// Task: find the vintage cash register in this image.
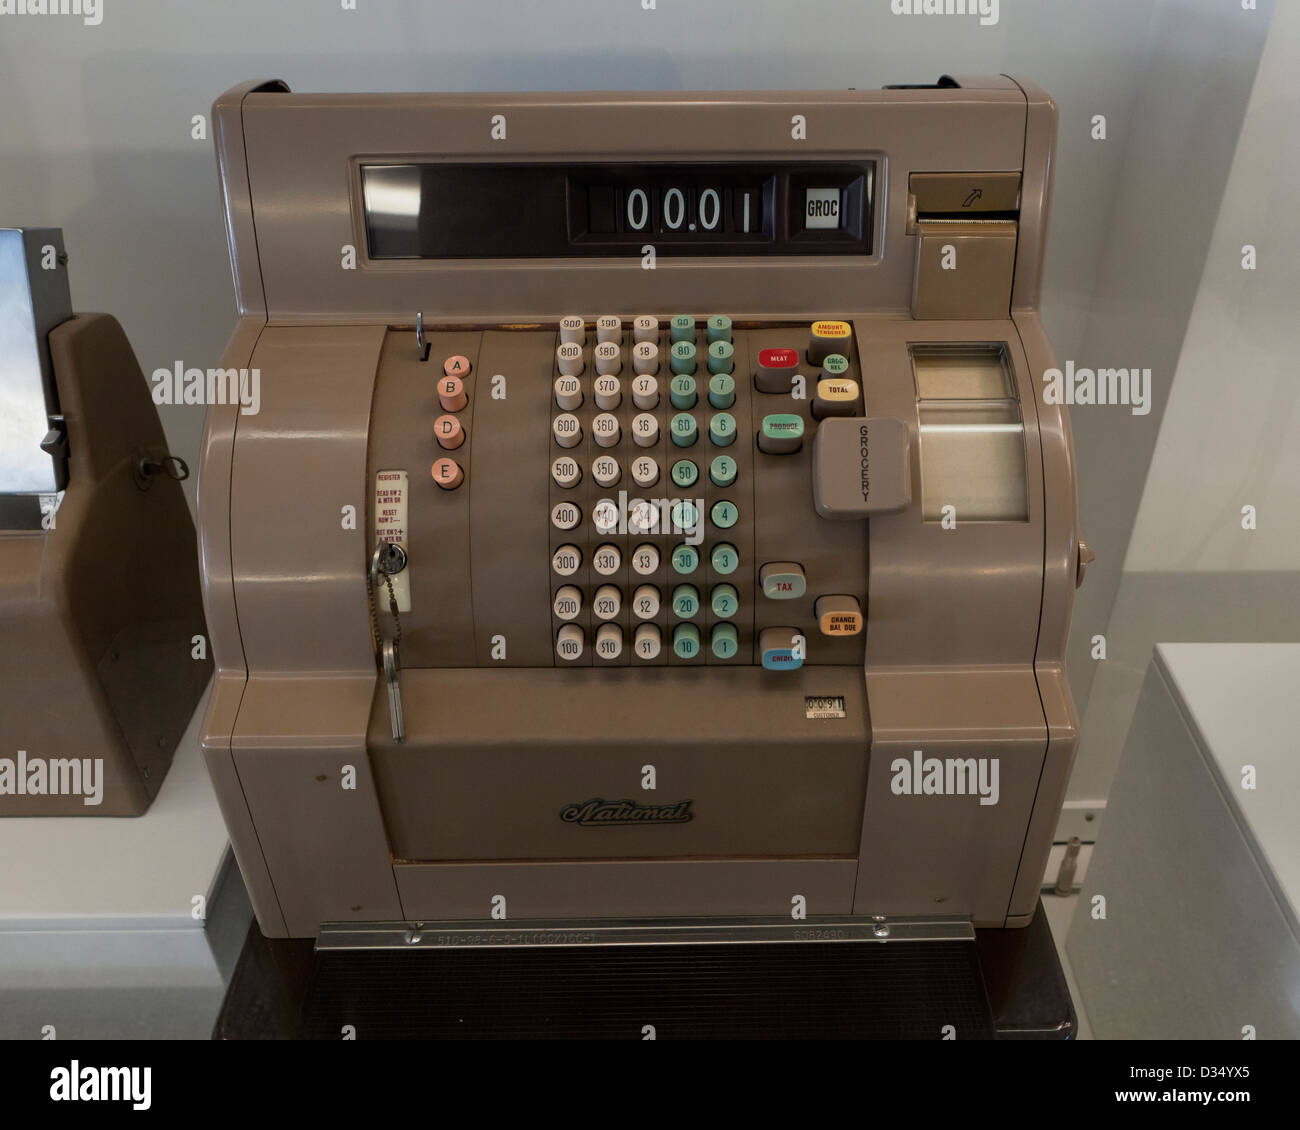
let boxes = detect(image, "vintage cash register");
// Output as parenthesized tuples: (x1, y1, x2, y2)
(200, 77, 1087, 940)
(0, 227, 211, 815)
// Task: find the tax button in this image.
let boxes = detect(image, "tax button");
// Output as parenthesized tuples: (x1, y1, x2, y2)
(760, 562, 806, 600)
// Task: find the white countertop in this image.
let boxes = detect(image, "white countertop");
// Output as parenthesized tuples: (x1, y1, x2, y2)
(1157, 643, 1300, 936)
(0, 680, 230, 932)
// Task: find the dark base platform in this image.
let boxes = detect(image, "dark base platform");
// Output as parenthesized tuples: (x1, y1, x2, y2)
(214, 899, 1074, 1040)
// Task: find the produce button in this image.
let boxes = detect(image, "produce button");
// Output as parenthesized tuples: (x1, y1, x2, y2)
(758, 413, 804, 454)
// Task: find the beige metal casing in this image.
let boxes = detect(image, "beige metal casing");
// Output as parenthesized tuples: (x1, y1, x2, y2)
(200, 77, 1080, 937)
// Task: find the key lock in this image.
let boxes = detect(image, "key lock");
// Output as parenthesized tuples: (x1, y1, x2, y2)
(368, 540, 409, 742)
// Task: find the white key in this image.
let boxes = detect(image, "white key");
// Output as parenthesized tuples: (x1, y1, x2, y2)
(592, 543, 621, 576)
(553, 585, 582, 621)
(631, 373, 659, 409)
(556, 623, 584, 661)
(554, 375, 583, 411)
(631, 412, 659, 448)
(552, 544, 582, 576)
(592, 412, 620, 448)
(594, 374, 621, 409)
(631, 454, 659, 488)
(633, 341, 659, 376)
(632, 584, 661, 620)
(596, 315, 622, 344)
(551, 455, 581, 488)
(552, 413, 582, 448)
(631, 543, 660, 576)
(592, 584, 622, 621)
(592, 455, 620, 488)
(595, 622, 624, 660)
(592, 498, 621, 534)
(559, 315, 585, 346)
(628, 498, 660, 535)
(633, 314, 658, 343)
(551, 501, 581, 530)
(556, 341, 584, 377)
(634, 622, 662, 660)
(594, 341, 622, 377)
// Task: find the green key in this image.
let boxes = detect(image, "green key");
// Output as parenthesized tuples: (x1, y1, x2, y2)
(711, 583, 739, 618)
(711, 542, 739, 575)
(671, 459, 698, 488)
(710, 499, 739, 529)
(709, 412, 737, 447)
(670, 315, 695, 343)
(708, 373, 736, 409)
(706, 314, 732, 344)
(707, 340, 735, 375)
(758, 413, 805, 455)
(711, 622, 739, 660)
(673, 622, 701, 658)
(822, 352, 850, 377)
(669, 374, 697, 409)
(672, 584, 700, 619)
(670, 412, 698, 447)
(709, 455, 737, 487)
(671, 544, 699, 574)
(670, 343, 696, 376)
(671, 500, 700, 531)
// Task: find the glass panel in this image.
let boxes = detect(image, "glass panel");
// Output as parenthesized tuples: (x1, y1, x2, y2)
(912, 343, 1013, 400)
(918, 402, 1028, 522)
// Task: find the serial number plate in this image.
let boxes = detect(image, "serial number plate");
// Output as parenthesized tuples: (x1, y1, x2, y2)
(805, 695, 847, 719)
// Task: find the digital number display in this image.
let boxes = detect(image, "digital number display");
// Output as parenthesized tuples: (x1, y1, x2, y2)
(361, 162, 872, 259)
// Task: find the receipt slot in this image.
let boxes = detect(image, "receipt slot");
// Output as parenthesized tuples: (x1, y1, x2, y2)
(198, 77, 1084, 937)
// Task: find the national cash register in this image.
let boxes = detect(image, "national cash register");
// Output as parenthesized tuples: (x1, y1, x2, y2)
(200, 76, 1087, 939)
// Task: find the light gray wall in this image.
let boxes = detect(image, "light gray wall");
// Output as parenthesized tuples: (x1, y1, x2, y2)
(1072, 0, 1300, 802)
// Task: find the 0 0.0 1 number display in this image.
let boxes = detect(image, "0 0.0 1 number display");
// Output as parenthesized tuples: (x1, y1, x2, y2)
(582, 180, 769, 239)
